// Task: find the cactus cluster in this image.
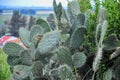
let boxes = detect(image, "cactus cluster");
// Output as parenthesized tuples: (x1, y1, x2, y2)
(3, 0, 120, 80)
(3, 21, 61, 79)
(53, 0, 120, 80)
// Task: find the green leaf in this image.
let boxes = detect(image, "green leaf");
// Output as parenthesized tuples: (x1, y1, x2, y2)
(20, 50, 32, 66)
(70, 27, 86, 49)
(3, 42, 24, 56)
(19, 27, 30, 47)
(38, 30, 60, 54)
(72, 52, 86, 68)
(36, 18, 51, 32)
(13, 65, 31, 79)
(57, 47, 73, 69)
(30, 25, 44, 41)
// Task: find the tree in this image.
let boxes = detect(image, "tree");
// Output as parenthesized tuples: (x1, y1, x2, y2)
(10, 10, 27, 37)
(28, 16, 36, 30)
(20, 15, 27, 27)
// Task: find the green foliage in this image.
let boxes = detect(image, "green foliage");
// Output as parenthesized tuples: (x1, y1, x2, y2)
(83, 12, 97, 54)
(82, 0, 101, 54)
(78, 0, 92, 13)
(0, 48, 11, 80)
(102, 0, 120, 39)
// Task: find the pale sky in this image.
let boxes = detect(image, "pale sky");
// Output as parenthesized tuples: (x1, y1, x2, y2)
(0, 0, 68, 7)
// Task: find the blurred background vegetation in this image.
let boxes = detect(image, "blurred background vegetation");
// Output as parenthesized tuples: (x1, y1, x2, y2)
(0, 48, 11, 80)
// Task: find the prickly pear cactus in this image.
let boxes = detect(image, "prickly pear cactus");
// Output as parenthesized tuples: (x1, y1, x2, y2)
(53, 0, 71, 34)
(4, 0, 118, 80)
(67, 0, 80, 24)
(3, 42, 24, 66)
(36, 18, 51, 32)
(38, 30, 60, 54)
(30, 25, 44, 41)
(103, 69, 113, 80)
(103, 34, 119, 51)
(72, 52, 86, 68)
(53, 0, 63, 21)
(70, 27, 86, 49)
(19, 27, 31, 47)
(3, 18, 61, 80)
(57, 47, 73, 69)
(59, 65, 74, 80)
(20, 50, 32, 66)
(71, 13, 86, 33)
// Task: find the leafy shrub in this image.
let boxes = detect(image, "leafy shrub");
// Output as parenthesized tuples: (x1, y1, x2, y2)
(78, 0, 92, 13)
(102, 0, 120, 39)
(0, 48, 11, 80)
